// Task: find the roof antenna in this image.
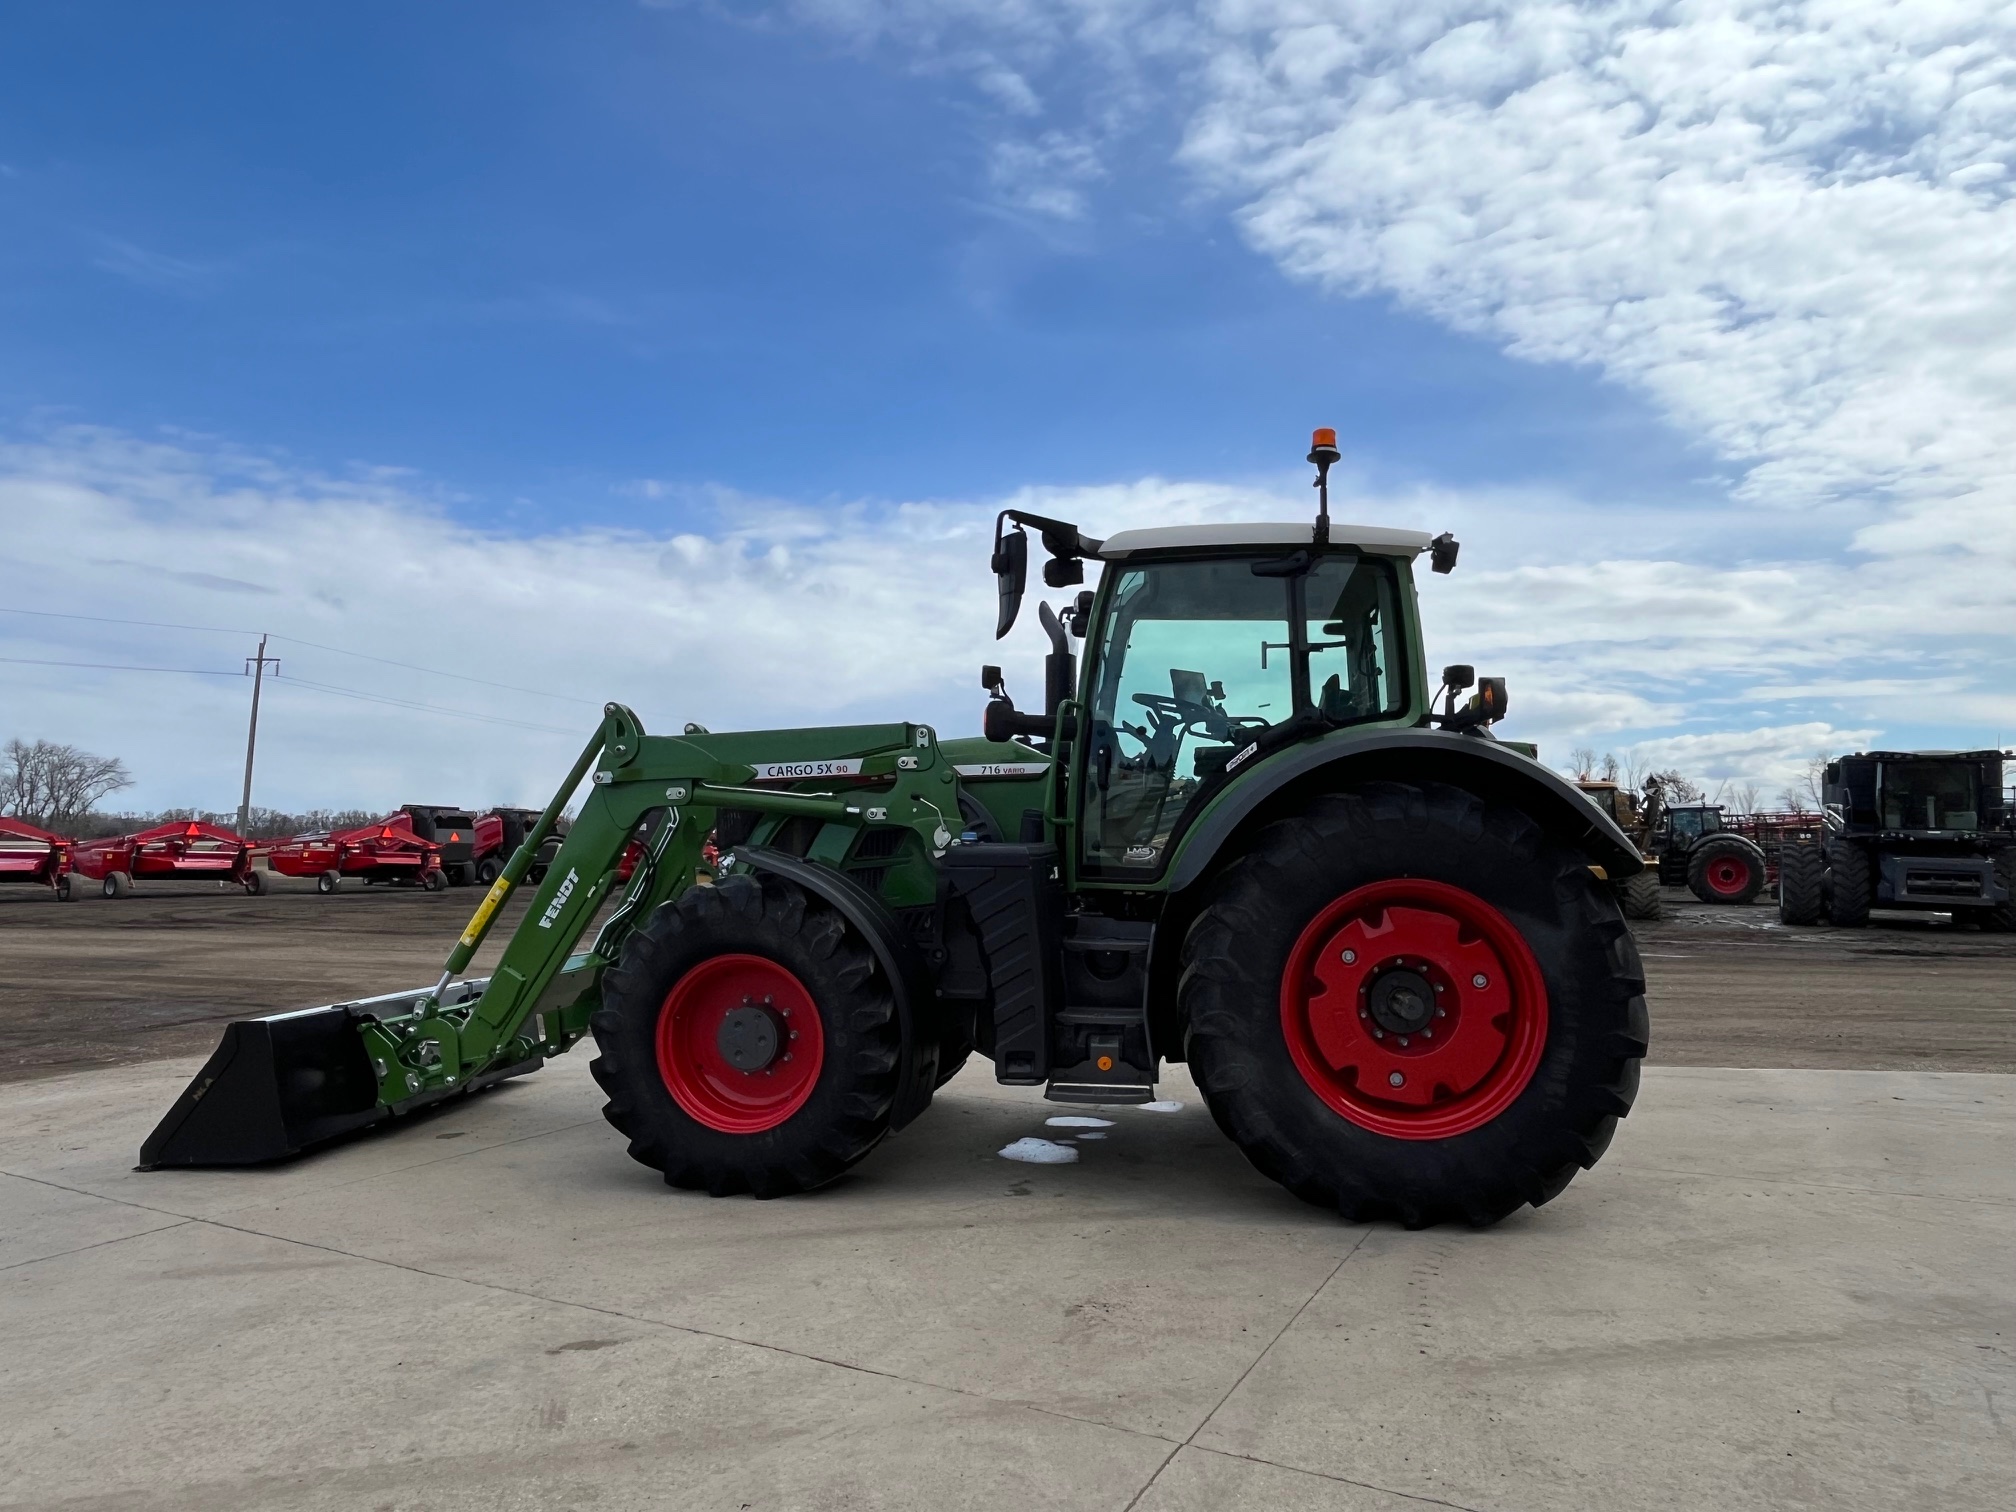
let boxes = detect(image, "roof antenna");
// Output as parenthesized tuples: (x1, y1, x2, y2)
(1307, 427, 1340, 548)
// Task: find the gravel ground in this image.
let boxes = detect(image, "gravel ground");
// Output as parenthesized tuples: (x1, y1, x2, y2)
(1, 879, 2010, 1083)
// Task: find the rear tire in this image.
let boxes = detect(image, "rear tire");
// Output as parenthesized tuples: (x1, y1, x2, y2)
(1687, 838, 1764, 904)
(591, 874, 904, 1197)
(423, 869, 448, 892)
(1620, 870, 1662, 920)
(55, 875, 72, 901)
(1181, 782, 1649, 1228)
(1826, 840, 1872, 927)
(317, 870, 341, 894)
(243, 870, 266, 896)
(1777, 844, 1824, 925)
(476, 857, 502, 886)
(104, 871, 131, 899)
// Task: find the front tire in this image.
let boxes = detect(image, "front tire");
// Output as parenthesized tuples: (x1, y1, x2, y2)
(1181, 782, 1648, 1227)
(591, 874, 904, 1197)
(1777, 844, 1824, 925)
(476, 857, 502, 885)
(317, 869, 341, 894)
(1827, 840, 1871, 927)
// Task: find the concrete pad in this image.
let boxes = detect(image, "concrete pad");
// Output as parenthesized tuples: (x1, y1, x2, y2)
(1135, 1447, 1428, 1510)
(2, 1056, 2011, 1510)
(1195, 1160, 2012, 1510)
(0, 1220, 1165, 1512)
(0, 1172, 186, 1272)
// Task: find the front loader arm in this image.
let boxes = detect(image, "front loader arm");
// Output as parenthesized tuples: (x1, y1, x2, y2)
(141, 707, 960, 1167)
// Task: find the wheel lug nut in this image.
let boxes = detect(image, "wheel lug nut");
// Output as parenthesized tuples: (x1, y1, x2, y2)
(1472, 974, 1488, 988)
(1435, 1007, 1446, 1018)
(1433, 984, 1444, 993)
(1398, 1035, 1410, 1047)
(789, 1030, 799, 1040)
(1422, 1028, 1433, 1039)
(1388, 1072, 1405, 1087)
(1341, 949, 1356, 964)
(1372, 1030, 1383, 1040)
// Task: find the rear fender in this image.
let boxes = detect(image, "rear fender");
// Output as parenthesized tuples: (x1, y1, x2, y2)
(737, 846, 940, 1132)
(1167, 728, 1642, 891)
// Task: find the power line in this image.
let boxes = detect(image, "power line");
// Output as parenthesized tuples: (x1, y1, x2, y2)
(0, 656, 241, 675)
(265, 633, 600, 705)
(0, 604, 598, 705)
(270, 673, 583, 735)
(0, 652, 586, 735)
(0, 607, 248, 637)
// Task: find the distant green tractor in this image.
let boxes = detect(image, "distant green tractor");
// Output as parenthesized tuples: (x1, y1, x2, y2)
(145, 432, 1648, 1227)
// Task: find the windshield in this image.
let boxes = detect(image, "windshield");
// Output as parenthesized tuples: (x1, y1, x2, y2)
(1080, 554, 1405, 874)
(1879, 761, 1980, 831)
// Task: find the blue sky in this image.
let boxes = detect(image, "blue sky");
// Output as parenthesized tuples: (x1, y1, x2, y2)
(1, 1, 2010, 814)
(0, 2, 1715, 512)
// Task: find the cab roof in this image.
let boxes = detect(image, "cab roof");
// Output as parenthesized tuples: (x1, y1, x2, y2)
(1097, 522, 1434, 560)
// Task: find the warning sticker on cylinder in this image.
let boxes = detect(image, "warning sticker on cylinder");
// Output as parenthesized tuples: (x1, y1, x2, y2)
(750, 759, 864, 781)
(458, 877, 513, 948)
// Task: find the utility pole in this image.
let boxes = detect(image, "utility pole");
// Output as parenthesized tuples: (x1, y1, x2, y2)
(237, 635, 280, 836)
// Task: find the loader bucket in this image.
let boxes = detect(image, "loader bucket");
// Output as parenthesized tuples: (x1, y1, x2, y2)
(138, 977, 525, 1168)
(139, 1004, 390, 1167)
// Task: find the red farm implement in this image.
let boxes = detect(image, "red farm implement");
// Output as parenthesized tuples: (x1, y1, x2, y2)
(0, 816, 73, 899)
(69, 820, 263, 898)
(266, 815, 446, 894)
(472, 807, 566, 886)
(1723, 811, 1827, 886)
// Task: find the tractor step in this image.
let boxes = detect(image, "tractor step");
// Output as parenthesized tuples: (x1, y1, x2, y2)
(1045, 1078, 1155, 1104)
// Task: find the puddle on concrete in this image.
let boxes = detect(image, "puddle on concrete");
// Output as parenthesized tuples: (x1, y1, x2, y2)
(998, 1137, 1079, 1165)
(1045, 1116, 1115, 1128)
(1139, 1100, 1185, 1113)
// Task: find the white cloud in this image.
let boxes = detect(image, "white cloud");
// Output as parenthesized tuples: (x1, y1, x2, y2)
(783, 2, 2016, 572)
(1, 427, 2002, 817)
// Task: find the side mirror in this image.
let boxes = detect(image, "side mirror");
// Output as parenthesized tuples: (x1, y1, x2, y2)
(991, 524, 1028, 640)
(981, 664, 1004, 695)
(1441, 663, 1475, 693)
(1430, 532, 1460, 575)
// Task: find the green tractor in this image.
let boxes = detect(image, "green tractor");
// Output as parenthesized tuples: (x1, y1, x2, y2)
(143, 433, 1649, 1226)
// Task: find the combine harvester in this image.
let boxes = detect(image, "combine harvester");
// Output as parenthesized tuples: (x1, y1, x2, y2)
(266, 816, 447, 893)
(0, 816, 73, 899)
(70, 819, 263, 898)
(141, 432, 1650, 1226)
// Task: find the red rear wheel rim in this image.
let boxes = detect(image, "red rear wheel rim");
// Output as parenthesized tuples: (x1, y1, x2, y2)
(1704, 856, 1751, 896)
(655, 954, 824, 1134)
(1280, 879, 1548, 1140)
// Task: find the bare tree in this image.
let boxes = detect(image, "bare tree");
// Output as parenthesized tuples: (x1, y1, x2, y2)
(0, 739, 134, 830)
(1647, 768, 1704, 803)
(1567, 746, 1600, 781)
(1600, 751, 1620, 782)
(1777, 753, 1828, 814)
(1733, 782, 1761, 814)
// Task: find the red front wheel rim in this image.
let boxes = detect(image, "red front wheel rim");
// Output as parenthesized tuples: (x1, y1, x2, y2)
(655, 954, 825, 1134)
(1280, 879, 1549, 1140)
(1704, 856, 1751, 896)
